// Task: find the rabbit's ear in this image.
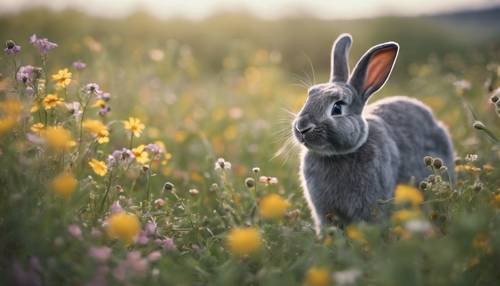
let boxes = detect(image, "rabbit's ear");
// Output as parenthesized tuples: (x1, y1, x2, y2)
(330, 33, 352, 83)
(349, 42, 399, 100)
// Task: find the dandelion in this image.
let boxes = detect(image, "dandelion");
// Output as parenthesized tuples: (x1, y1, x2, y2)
(72, 60, 86, 71)
(43, 94, 64, 110)
(304, 267, 331, 286)
(214, 157, 231, 171)
(29, 34, 57, 55)
(52, 69, 72, 88)
(259, 194, 289, 220)
(226, 227, 262, 257)
(50, 172, 77, 199)
(394, 185, 423, 207)
(4, 40, 21, 55)
(124, 117, 145, 138)
(132, 145, 150, 165)
(345, 225, 365, 242)
(106, 212, 141, 244)
(89, 159, 108, 176)
(82, 119, 109, 144)
(43, 126, 76, 151)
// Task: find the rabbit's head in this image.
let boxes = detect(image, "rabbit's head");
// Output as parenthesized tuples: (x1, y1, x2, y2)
(293, 33, 399, 155)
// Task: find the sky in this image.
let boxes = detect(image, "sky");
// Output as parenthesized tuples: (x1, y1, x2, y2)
(1, 0, 499, 19)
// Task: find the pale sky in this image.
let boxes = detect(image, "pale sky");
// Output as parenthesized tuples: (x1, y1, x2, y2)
(1, 0, 499, 19)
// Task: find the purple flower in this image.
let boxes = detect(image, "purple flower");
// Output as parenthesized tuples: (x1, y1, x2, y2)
(137, 232, 149, 245)
(89, 246, 112, 263)
(147, 251, 162, 262)
(146, 143, 163, 157)
(144, 222, 157, 236)
(97, 92, 111, 101)
(16, 65, 35, 84)
(25, 86, 35, 97)
(156, 237, 176, 251)
(110, 201, 123, 214)
(72, 60, 86, 71)
(4, 40, 21, 55)
(84, 83, 102, 95)
(98, 106, 111, 117)
(29, 34, 57, 55)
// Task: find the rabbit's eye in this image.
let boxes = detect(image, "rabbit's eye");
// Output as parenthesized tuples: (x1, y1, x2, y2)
(331, 102, 344, 116)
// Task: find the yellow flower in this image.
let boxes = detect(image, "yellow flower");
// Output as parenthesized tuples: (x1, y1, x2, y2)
(0, 99, 22, 116)
(394, 185, 423, 207)
(132, 145, 150, 164)
(124, 117, 145, 138)
(82, 120, 109, 144)
(31, 123, 45, 133)
(30, 103, 39, 113)
(259, 193, 289, 220)
(346, 225, 365, 242)
(226, 227, 262, 257)
(483, 164, 494, 173)
(89, 159, 108, 176)
(493, 194, 500, 208)
(391, 209, 420, 223)
(93, 99, 107, 108)
(43, 126, 76, 151)
(304, 267, 331, 286)
(106, 212, 141, 245)
(51, 68, 72, 88)
(43, 94, 64, 110)
(51, 173, 77, 199)
(0, 117, 17, 136)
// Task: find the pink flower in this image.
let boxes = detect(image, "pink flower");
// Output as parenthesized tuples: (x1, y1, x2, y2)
(110, 201, 123, 214)
(89, 246, 112, 263)
(156, 237, 176, 251)
(147, 251, 162, 262)
(67, 224, 82, 240)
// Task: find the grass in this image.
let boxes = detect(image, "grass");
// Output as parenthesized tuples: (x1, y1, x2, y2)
(0, 10, 499, 286)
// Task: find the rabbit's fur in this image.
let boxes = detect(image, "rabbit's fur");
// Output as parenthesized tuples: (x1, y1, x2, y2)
(293, 34, 454, 233)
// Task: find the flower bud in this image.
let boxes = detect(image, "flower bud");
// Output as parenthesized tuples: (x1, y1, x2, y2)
(432, 158, 443, 169)
(423, 156, 433, 167)
(245, 177, 255, 188)
(252, 167, 260, 174)
(163, 182, 174, 192)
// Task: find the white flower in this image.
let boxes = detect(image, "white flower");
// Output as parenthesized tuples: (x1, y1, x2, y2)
(214, 157, 231, 171)
(332, 269, 361, 286)
(404, 219, 432, 234)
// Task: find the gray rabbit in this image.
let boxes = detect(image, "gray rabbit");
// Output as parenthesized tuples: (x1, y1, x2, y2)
(292, 33, 454, 233)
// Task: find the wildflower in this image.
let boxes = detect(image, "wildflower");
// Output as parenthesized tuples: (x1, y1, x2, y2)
(304, 267, 331, 286)
(345, 225, 365, 242)
(332, 269, 361, 286)
(132, 145, 150, 164)
(259, 176, 279, 185)
(4, 40, 21, 55)
(154, 198, 165, 208)
(67, 224, 83, 240)
(259, 194, 289, 220)
(226, 227, 262, 257)
(404, 219, 432, 234)
(432, 158, 443, 169)
(145, 143, 163, 157)
(43, 94, 64, 110)
(394, 185, 423, 207)
(72, 60, 86, 71)
(65, 101, 82, 117)
(83, 119, 109, 144)
(189, 188, 199, 196)
(493, 194, 500, 208)
(84, 83, 102, 95)
(89, 246, 112, 263)
(392, 209, 421, 223)
(110, 201, 124, 214)
(483, 164, 494, 173)
(106, 212, 141, 244)
(51, 173, 77, 199)
(29, 34, 57, 55)
(16, 65, 35, 84)
(124, 117, 145, 138)
(245, 177, 255, 188)
(89, 159, 108, 176)
(44, 126, 76, 150)
(30, 123, 44, 134)
(252, 167, 260, 173)
(214, 157, 231, 171)
(156, 238, 176, 251)
(465, 154, 478, 162)
(0, 117, 16, 136)
(147, 251, 162, 262)
(97, 92, 111, 101)
(98, 106, 111, 117)
(52, 69, 72, 89)
(93, 99, 107, 108)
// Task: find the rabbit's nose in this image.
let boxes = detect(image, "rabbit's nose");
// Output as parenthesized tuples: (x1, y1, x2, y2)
(295, 119, 315, 135)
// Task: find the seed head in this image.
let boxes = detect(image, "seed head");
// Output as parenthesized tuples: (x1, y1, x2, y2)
(491, 94, 499, 103)
(252, 167, 260, 174)
(423, 156, 433, 167)
(432, 158, 443, 169)
(245, 177, 255, 188)
(419, 181, 428, 191)
(163, 182, 174, 192)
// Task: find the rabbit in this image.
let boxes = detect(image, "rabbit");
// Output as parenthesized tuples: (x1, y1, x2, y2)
(292, 33, 455, 233)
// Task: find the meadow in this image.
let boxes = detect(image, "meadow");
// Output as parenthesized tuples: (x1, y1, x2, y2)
(0, 9, 499, 285)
